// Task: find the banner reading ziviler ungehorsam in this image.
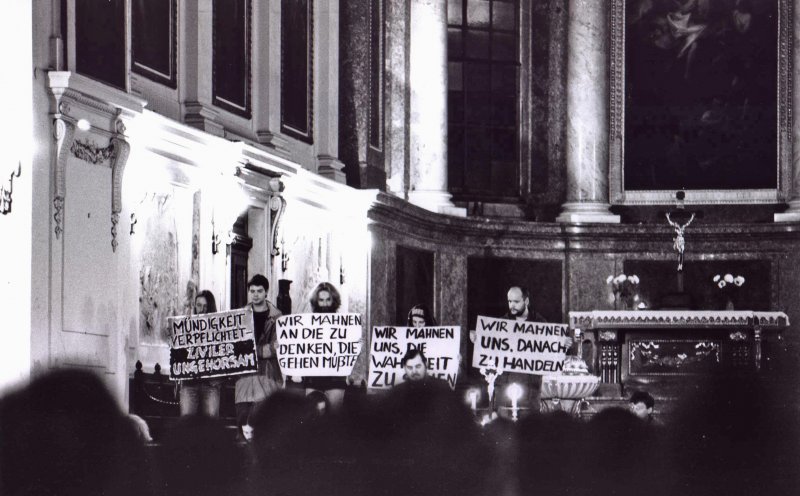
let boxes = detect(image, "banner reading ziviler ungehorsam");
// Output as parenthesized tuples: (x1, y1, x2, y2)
(472, 316, 572, 375)
(168, 309, 258, 380)
(276, 313, 363, 376)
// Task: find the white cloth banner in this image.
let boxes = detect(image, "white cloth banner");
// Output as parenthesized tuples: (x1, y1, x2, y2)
(471, 316, 571, 375)
(369, 326, 460, 389)
(275, 313, 363, 376)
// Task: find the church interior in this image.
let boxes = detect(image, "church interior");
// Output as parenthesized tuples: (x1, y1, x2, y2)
(1, 0, 800, 494)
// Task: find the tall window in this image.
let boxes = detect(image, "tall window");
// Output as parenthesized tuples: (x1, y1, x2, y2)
(281, 0, 314, 142)
(75, 0, 126, 89)
(132, 0, 177, 88)
(447, 0, 520, 200)
(212, 0, 251, 118)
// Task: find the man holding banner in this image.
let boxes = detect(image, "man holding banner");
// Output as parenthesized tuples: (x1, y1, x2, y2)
(489, 286, 550, 413)
(234, 274, 283, 441)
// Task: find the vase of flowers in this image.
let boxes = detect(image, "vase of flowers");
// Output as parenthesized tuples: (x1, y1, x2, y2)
(607, 274, 641, 310)
(712, 273, 745, 310)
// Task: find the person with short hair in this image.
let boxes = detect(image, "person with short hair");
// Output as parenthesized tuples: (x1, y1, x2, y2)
(497, 285, 547, 413)
(629, 391, 657, 423)
(401, 348, 429, 382)
(235, 274, 283, 441)
(179, 290, 223, 417)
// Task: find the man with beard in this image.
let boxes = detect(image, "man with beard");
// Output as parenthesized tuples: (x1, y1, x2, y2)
(497, 286, 546, 414)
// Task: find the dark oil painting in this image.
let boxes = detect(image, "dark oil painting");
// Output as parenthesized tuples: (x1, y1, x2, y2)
(624, 0, 778, 190)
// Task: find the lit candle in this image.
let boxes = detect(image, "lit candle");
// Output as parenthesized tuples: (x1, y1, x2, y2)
(507, 383, 523, 422)
(468, 389, 478, 412)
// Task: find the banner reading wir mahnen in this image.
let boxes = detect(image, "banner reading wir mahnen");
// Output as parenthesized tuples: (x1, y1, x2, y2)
(168, 309, 258, 380)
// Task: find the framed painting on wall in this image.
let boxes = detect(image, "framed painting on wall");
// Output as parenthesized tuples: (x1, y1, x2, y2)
(609, 0, 793, 205)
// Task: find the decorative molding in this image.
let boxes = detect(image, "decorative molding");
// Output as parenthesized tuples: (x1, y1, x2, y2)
(53, 197, 64, 238)
(1, 162, 21, 215)
(52, 117, 75, 239)
(269, 194, 287, 257)
(729, 330, 748, 342)
(110, 111, 130, 253)
(70, 139, 115, 164)
(598, 330, 618, 342)
(569, 310, 790, 329)
(111, 212, 119, 252)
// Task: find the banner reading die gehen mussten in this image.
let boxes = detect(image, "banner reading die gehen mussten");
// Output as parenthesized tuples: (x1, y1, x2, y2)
(472, 316, 572, 375)
(168, 309, 258, 381)
(275, 313, 363, 377)
(369, 326, 460, 390)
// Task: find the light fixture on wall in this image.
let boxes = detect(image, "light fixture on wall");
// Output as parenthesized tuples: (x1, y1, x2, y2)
(211, 217, 221, 255)
(280, 236, 289, 273)
(76, 118, 91, 131)
(1, 161, 21, 215)
(129, 213, 137, 235)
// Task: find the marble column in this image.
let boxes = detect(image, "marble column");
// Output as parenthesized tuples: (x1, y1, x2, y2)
(407, 0, 465, 217)
(556, 0, 619, 223)
(775, 0, 800, 222)
(385, 0, 409, 196)
(316, 0, 347, 183)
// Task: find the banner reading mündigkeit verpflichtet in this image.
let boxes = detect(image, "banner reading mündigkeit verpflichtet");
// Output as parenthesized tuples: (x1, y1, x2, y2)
(168, 309, 258, 380)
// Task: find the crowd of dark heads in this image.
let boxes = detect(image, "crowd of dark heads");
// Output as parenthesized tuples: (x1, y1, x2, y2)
(1, 371, 798, 496)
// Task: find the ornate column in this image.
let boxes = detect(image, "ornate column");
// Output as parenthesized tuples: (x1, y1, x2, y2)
(556, 0, 619, 223)
(407, 0, 465, 217)
(775, 0, 800, 222)
(385, 0, 408, 196)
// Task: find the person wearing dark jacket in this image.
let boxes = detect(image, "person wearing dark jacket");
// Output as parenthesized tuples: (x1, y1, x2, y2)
(234, 274, 283, 441)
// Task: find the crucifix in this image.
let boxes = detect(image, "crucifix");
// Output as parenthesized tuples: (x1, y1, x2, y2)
(666, 211, 695, 273)
(664, 191, 697, 294)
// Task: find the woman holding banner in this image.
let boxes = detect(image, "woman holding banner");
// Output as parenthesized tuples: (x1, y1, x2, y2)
(407, 304, 438, 327)
(179, 290, 222, 417)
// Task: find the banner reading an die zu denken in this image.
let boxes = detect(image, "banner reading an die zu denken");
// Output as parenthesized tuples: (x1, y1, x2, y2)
(275, 313, 363, 376)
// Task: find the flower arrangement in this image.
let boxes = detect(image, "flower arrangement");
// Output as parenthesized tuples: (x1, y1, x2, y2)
(713, 273, 745, 289)
(606, 274, 641, 310)
(712, 273, 744, 310)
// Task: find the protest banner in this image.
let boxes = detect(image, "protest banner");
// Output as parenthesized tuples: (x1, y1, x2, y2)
(275, 313, 363, 376)
(471, 316, 572, 375)
(168, 309, 258, 380)
(369, 326, 460, 389)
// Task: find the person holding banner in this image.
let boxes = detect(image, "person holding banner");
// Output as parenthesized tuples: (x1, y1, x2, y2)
(407, 304, 438, 327)
(179, 290, 222, 417)
(497, 286, 546, 413)
(235, 274, 283, 441)
(301, 282, 349, 411)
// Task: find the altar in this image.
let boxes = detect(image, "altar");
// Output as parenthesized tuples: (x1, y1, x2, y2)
(569, 310, 790, 408)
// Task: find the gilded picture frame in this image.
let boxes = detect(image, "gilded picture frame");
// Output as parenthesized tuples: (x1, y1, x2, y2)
(609, 0, 793, 205)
